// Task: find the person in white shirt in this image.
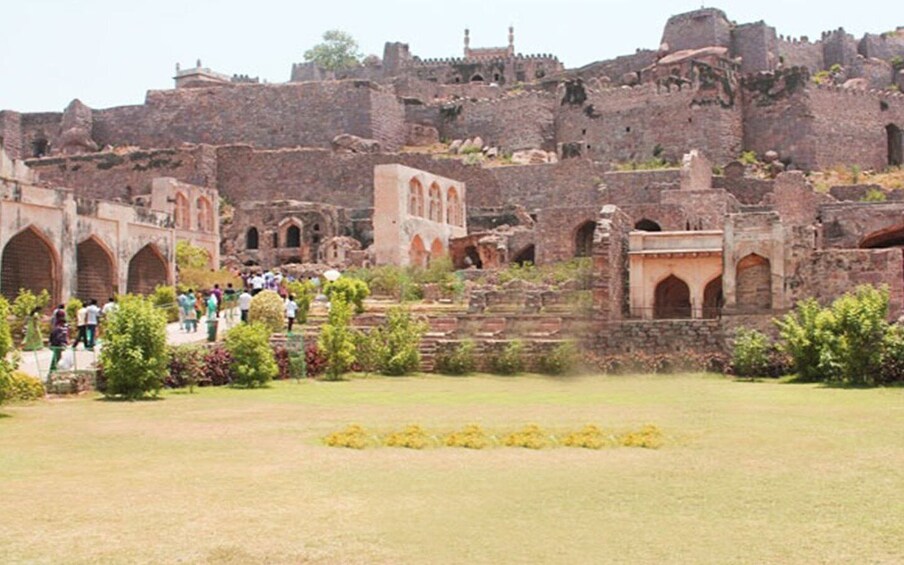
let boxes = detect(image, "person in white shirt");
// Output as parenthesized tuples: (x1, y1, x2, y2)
(85, 299, 101, 349)
(102, 297, 117, 317)
(238, 290, 252, 323)
(285, 294, 298, 333)
(73, 304, 88, 350)
(251, 274, 264, 295)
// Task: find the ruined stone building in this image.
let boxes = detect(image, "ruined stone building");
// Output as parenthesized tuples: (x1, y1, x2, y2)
(2, 7, 904, 353)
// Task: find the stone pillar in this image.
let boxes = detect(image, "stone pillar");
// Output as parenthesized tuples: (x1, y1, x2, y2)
(591, 205, 631, 321)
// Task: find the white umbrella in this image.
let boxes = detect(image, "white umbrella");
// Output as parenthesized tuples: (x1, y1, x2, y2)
(323, 269, 341, 282)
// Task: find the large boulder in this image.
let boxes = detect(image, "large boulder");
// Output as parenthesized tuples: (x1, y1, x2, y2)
(331, 134, 381, 154)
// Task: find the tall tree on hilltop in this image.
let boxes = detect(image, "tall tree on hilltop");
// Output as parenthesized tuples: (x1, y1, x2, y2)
(304, 30, 362, 71)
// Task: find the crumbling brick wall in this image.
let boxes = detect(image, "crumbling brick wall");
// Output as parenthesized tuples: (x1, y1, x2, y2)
(436, 92, 556, 152)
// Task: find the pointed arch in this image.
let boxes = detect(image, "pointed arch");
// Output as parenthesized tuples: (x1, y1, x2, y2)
(574, 221, 596, 257)
(409, 234, 428, 267)
(736, 254, 771, 311)
(174, 192, 190, 230)
(430, 238, 445, 262)
(409, 178, 425, 217)
(1, 226, 61, 303)
(127, 244, 168, 295)
(702, 275, 723, 319)
(196, 196, 214, 232)
(428, 182, 443, 222)
(246, 227, 259, 250)
(77, 236, 116, 302)
(446, 186, 462, 226)
(654, 274, 691, 319)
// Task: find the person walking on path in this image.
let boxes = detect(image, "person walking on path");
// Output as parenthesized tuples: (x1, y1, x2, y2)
(212, 284, 223, 316)
(85, 299, 101, 349)
(48, 322, 69, 378)
(285, 294, 298, 333)
(73, 303, 88, 350)
(238, 289, 252, 323)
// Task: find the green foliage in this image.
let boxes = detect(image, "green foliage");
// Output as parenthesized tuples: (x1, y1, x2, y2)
(777, 286, 891, 385)
(890, 55, 904, 70)
(286, 279, 315, 323)
(537, 342, 579, 375)
(878, 325, 904, 384)
(248, 290, 285, 334)
(739, 150, 759, 165)
(731, 328, 772, 377)
(862, 188, 887, 202)
(352, 330, 381, 374)
(0, 297, 13, 361)
(829, 63, 842, 73)
(490, 340, 524, 375)
(167, 345, 205, 392)
(811, 70, 832, 85)
(66, 298, 83, 326)
(100, 295, 168, 399)
(151, 285, 179, 323)
(459, 144, 483, 155)
(318, 297, 356, 381)
(175, 240, 210, 270)
(324, 277, 369, 314)
(435, 340, 477, 375)
(303, 30, 362, 71)
(224, 323, 278, 387)
(369, 307, 426, 376)
(851, 165, 862, 184)
(496, 258, 593, 289)
(12, 288, 50, 320)
(0, 371, 45, 402)
(612, 157, 674, 171)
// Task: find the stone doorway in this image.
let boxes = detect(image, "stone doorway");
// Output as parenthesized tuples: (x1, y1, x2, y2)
(574, 221, 595, 257)
(654, 275, 691, 319)
(888, 124, 902, 167)
(1, 226, 60, 303)
(736, 254, 771, 311)
(703, 275, 723, 318)
(127, 244, 168, 295)
(77, 237, 115, 302)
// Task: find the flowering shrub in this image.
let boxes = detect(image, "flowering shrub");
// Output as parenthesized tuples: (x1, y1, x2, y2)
(274, 347, 291, 380)
(562, 425, 611, 449)
(166, 345, 205, 390)
(502, 424, 552, 449)
(305, 343, 327, 378)
(444, 424, 491, 449)
(248, 290, 285, 334)
(619, 424, 663, 449)
(202, 346, 234, 386)
(100, 295, 168, 399)
(324, 277, 370, 314)
(383, 424, 433, 449)
(323, 424, 373, 449)
(3, 371, 45, 401)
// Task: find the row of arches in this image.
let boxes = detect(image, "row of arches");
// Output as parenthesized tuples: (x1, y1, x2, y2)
(245, 223, 322, 251)
(0, 227, 169, 303)
(408, 179, 464, 226)
(174, 193, 215, 233)
(651, 254, 772, 319)
(409, 235, 446, 267)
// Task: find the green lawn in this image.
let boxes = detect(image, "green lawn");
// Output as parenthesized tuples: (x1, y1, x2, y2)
(1, 374, 902, 564)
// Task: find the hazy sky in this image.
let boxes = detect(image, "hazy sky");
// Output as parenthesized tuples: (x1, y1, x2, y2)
(1, 0, 898, 112)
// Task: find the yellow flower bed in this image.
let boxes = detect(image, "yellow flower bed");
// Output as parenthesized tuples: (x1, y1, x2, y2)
(501, 424, 553, 449)
(444, 424, 492, 449)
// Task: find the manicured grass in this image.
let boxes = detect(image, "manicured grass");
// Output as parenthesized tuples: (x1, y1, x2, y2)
(1, 374, 903, 564)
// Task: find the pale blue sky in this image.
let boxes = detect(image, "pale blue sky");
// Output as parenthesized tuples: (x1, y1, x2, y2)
(0, 0, 897, 112)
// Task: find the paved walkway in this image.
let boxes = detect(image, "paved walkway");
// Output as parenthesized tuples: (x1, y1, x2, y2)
(18, 308, 242, 380)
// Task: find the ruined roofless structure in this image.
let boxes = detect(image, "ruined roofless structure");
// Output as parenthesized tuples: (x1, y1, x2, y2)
(1, 7, 904, 356)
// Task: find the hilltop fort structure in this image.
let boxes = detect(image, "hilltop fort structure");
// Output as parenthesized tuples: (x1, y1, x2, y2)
(2, 7, 904, 356)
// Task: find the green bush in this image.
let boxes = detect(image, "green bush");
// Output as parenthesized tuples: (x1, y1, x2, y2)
(537, 342, 579, 375)
(167, 345, 206, 392)
(286, 279, 315, 324)
(370, 307, 426, 376)
(731, 328, 772, 377)
(224, 323, 278, 387)
(879, 325, 904, 384)
(0, 297, 14, 405)
(248, 290, 285, 334)
(777, 285, 890, 385)
(100, 295, 169, 399)
(318, 297, 356, 381)
(151, 285, 179, 323)
(352, 330, 381, 374)
(12, 288, 50, 320)
(324, 277, 369, 314)
(5, 371, 45, 401)
(435, 340, 477, 375)
(176, 240, 210, 270)
(490, 340, 525, 375)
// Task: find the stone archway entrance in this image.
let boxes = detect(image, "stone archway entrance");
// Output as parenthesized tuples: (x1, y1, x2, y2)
(127, 244, 168, 295)
(703, 275, 723, 319)
(634, 219, 662, 232)
(409, 235, 428, 268)
(736, 254, 772, 311)
(574, 221, 595, 257)
(512, 244, 535, 266)
(77, 237, 115, 302)
(1, 226, 60, 303)
(654, 274, 691, 319)
(888, 124, 902, 167)
(430, 238, 445, 262)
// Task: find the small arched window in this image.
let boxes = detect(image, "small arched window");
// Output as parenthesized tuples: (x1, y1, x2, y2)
(246, 227, 259, 250)
(174, 193, 190, 230)
(196, 196, 213, 232)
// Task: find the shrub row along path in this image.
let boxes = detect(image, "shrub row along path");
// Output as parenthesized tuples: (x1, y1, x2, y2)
(18, 309, 242, 379)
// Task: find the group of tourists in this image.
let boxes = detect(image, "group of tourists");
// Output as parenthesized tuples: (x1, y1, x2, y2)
(46, 297, 118, 375)
(177, 284, 237, 332)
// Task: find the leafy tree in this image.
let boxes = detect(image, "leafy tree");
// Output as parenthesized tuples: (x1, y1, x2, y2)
(100, 295, 168, 399)
(0, 297, 14, 405)
(176, 240, 210, 270)
(248, 290, 285, 334)
(318, 297, 356, 381)
(325, 277, 369, 314)
(225, 323, 278, 387)
(304, 30, 362, 71)
(369, 307, 426, 376)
